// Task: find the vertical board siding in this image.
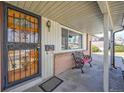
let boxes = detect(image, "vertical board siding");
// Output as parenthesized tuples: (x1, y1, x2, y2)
(41, 17, 61, 79)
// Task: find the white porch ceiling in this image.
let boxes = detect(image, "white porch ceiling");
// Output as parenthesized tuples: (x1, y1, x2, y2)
(6, 1, 104, 34)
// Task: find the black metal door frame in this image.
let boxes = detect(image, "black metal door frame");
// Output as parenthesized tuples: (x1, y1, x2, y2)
(2, 2, 41, 90)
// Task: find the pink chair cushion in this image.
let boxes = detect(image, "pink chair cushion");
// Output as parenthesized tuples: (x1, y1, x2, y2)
(82, 58, 91, 64)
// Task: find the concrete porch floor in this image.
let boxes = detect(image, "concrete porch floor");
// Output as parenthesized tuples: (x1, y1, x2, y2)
(24, 55, 124, 92)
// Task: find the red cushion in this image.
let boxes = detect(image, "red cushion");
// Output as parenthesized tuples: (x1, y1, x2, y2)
(82, 58, 91, 64)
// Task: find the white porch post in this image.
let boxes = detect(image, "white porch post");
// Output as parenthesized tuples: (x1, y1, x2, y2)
(103, 14, 110, 92)
(97, 1, 114, 92)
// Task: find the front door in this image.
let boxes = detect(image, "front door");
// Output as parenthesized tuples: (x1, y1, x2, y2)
(3, 4, 41, 89)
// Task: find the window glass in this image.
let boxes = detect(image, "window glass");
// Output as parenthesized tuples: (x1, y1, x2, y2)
(61, 28, 82, 50)
(8, 9, 39, 43)
(68, 31, 82, 49)
(62, 28, 68, 50)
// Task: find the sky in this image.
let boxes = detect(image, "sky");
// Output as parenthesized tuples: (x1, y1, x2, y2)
(95, 34, 103, 37)
(116, 30, 124, 39)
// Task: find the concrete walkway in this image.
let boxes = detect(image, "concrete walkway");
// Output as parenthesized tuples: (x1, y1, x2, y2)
(54, 61, 103, 92)
(92, 54, 124, 71)
(25, 55, 124, 92)
(115, 56, 124, 71)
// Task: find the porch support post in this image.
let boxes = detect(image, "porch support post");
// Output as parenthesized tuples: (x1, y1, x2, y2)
(97, 1, 114, 92)
(103, 14, 110, 92)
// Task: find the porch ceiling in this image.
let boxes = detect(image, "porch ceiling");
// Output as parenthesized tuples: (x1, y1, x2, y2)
(108, 1, 124, 31)
(6, 1, 104, 34)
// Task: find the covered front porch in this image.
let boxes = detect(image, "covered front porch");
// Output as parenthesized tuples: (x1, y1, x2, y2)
(0, 1, 124, 92)
(25, 55, 124, 92)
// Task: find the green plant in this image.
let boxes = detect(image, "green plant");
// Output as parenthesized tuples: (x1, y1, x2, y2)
(115, 45, 124, 52)
(92, 45, 100, 52)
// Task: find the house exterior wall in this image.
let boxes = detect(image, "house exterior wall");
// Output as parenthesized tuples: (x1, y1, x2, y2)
(41, 17, 90, 79)
(83, 34, 92, 55)
(54, 35, 91, 75)
(41, 17, 61, 79)
(88, 34, 92, 55)
(0, 4, 91, 91)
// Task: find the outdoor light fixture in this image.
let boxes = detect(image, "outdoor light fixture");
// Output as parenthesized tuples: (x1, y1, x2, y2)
(46, 20, 51, 32)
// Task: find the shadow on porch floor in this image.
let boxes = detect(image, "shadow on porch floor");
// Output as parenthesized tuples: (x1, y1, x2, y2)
(24, 56, 124, 92)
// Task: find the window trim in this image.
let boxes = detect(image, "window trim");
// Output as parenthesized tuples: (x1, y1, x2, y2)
(61, 26, 83, 50)
(86, 33, 88, 50)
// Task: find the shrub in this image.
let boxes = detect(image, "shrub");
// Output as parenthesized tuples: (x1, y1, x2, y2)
(115, 45, 124, 52)
(92, 45, 100, 52)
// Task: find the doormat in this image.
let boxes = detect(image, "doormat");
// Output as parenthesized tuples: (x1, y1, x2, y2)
(39, 76, 63, 92)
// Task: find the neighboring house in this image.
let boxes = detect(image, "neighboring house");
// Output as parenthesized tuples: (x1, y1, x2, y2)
(92, 35, 124, 52)
(92, 37, 104, 52)
(92, 41, 104, 52)
(115, 36, 124, 45)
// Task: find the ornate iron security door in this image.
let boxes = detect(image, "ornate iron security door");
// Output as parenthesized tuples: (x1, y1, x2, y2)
(4, 4, 41, 89)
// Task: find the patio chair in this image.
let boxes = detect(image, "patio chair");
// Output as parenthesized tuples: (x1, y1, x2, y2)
(72, 51, 92, 73)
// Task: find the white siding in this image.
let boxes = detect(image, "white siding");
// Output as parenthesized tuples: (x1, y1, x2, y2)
(41, 17, 87, 79)
(41, 17, 61, 79)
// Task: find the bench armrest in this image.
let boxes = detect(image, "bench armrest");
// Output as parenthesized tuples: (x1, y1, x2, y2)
(83, 55, 92, 59)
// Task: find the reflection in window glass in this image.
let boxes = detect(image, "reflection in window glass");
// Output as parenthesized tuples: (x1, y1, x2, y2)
(8, 49, 39, 83)
(62, 28, 68, 50)
(68, 31, 82, 49)
(7, 8, 40, 84)
(8, 9, 39, 43)
(61, 28, 82, 50)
